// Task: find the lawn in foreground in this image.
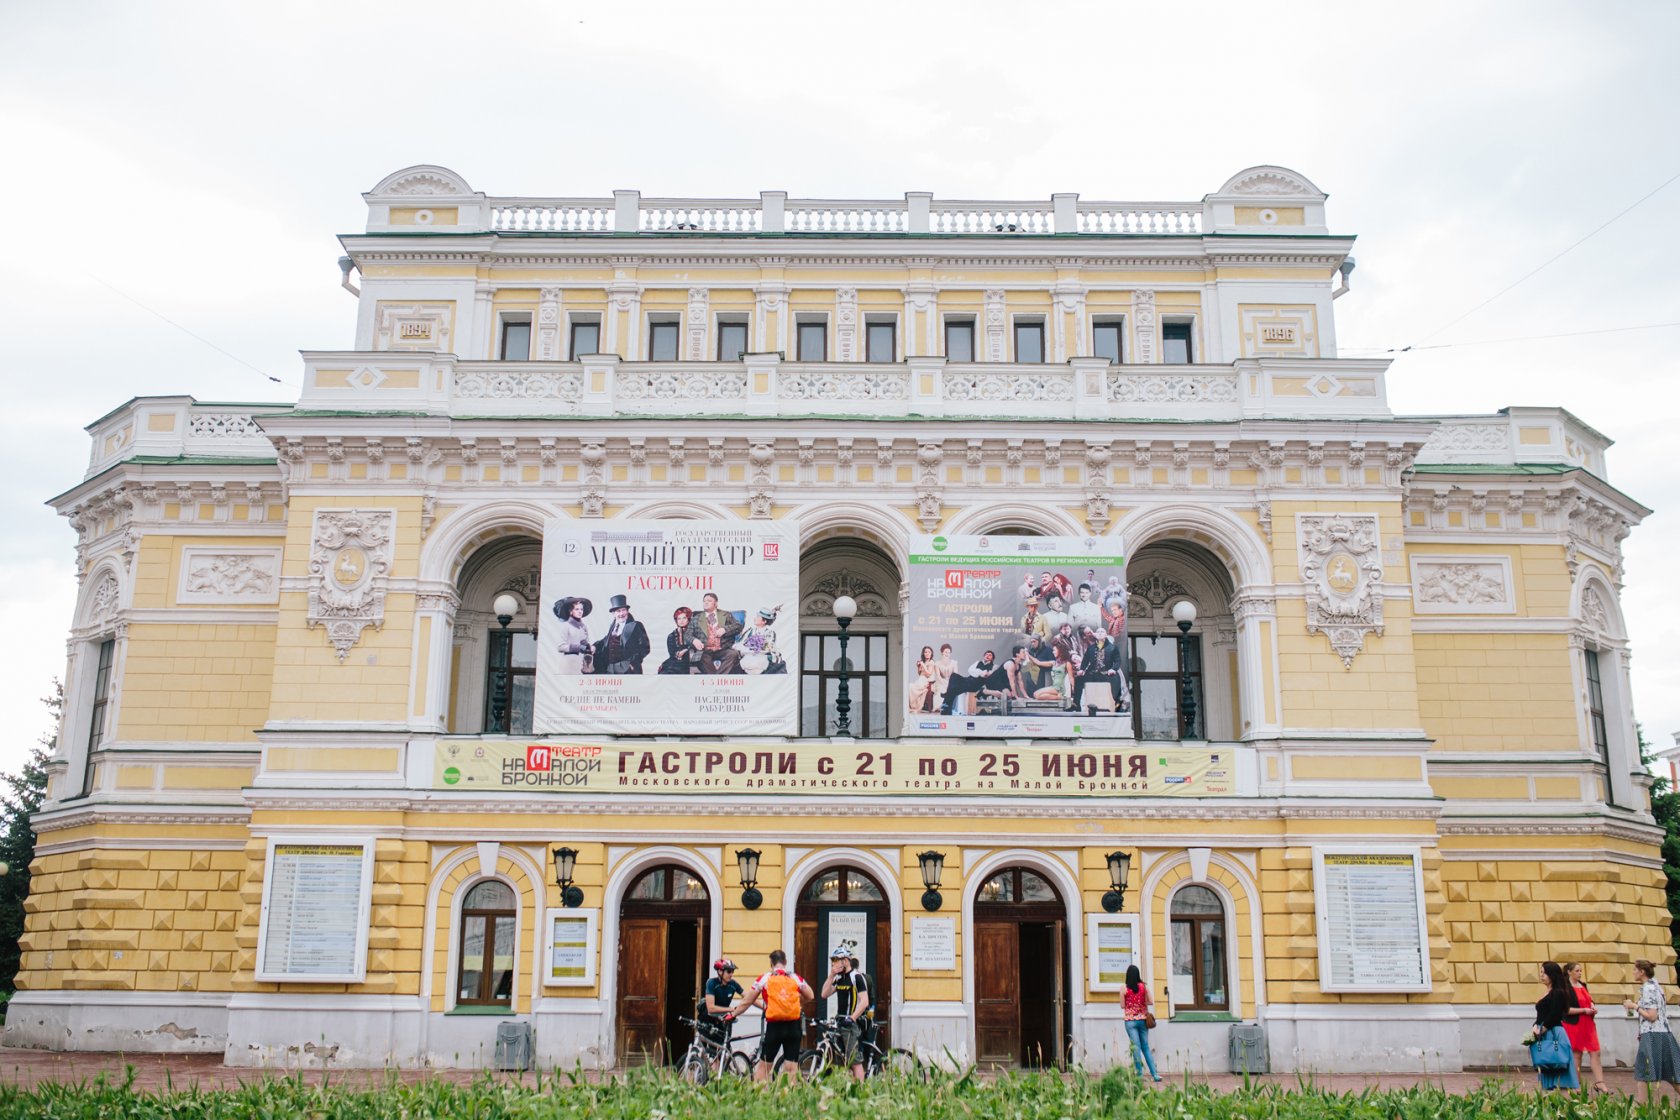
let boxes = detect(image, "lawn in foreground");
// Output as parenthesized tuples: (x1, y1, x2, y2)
(0, 1065, 1666, 1119)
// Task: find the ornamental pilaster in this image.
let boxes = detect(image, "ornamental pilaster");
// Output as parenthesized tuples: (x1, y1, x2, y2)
(536, 287, 564, 359)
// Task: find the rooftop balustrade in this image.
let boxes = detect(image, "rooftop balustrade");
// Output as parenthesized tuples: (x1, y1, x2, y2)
(361, 165, 1336, 237)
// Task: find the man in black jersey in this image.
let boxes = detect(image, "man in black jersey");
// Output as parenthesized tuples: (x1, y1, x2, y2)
(820, 947, 873, 1079)
(699, 958, 743, 1044)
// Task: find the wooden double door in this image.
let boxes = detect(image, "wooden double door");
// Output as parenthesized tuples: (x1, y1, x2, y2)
(616, 865, 710, 1066)
(974, 868, 1070, 1068)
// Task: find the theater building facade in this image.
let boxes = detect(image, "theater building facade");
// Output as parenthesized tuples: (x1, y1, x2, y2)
(12, 164, 1663, 1072)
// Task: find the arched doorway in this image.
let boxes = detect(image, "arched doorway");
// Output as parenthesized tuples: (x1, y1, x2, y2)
(973, 866, 1070, 1068)
(616, 864, 710, 1065)
(794, 865, 893, 1044)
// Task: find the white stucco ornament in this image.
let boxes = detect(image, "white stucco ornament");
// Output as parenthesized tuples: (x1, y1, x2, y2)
(1297, 513, 1384, 668)
(307, 508, 395, 660)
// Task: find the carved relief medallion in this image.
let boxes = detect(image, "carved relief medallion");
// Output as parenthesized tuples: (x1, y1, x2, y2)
(1297, 513, 1383, 667)
(307, 509, 396, 660)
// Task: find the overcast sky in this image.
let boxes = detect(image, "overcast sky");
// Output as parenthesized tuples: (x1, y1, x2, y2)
(1, 1, 1675, 774)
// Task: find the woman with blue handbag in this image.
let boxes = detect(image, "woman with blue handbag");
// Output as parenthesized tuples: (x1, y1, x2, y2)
(1529, 961, 1580, 1091)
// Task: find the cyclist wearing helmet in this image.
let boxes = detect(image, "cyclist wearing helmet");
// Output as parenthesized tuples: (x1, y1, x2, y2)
(820, 947, 872, 1079)
(699, 958, 743, 1042)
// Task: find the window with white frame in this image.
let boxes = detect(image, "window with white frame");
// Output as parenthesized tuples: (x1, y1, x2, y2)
(79, 637, 115, 798)
(865, 318, 897, 363)
(716, 318, 749, 361)
(945, 317, 976, 362)
(797, 318, 827, 361)
(647, 317, 681, 361)
(568, 315, 601, 359)
(1092, 318, 1124, 363)
(499, 315, 532, 360)
(1162, 321, 1193, 364)
(1013, 319, 1045, 363)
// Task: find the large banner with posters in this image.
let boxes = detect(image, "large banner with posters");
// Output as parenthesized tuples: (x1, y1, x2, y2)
(433, 740, 1232, 797)
(533, 519, 798, 735)
(903, 534, 1129, 739)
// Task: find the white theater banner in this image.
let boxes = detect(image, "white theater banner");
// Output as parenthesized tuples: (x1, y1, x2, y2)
(534, 519, 799, 735)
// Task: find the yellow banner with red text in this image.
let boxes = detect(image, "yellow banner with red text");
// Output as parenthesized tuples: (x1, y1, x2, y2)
(433, 740, 1233, 797)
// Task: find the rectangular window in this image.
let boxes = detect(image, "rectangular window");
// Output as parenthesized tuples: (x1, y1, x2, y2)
(1162, 321, 1193, 364)
(797, 321, 827, 361)
(499, 318, 531, 361)
(799, 632, 889, 737)
(717, 320, 749, 361)
(1014, 321, 1045, 363)
(484, 630, 537, 735)
(866, 320, 896, 363)
(648, 319, 680, 361)
(1584, 649, 1609, 763)
(83, 637, 115, 798)
(569, 319, 600, 359)
(1092, 320, 1124, 363)
(945, 319, 975, 362)
(1129, 634, 1203, 741)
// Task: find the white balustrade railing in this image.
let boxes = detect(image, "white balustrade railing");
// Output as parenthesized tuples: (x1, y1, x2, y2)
(784, 202, 909, 233)
(638, 201, 762, 233)
(489, 198, 613, 232)
(930, 204, 1055, 235)
(1077, 205, 1203, 234)
(299, 354, 1392, 423)
(471, 192, 1223, 236)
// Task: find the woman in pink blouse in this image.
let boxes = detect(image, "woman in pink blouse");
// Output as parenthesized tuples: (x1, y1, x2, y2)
(1123, 964, 1161, 1082)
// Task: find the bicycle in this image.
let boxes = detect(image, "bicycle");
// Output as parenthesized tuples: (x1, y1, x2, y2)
(798, 1017, 923, 1079)
(675, 1016, 756, 1084)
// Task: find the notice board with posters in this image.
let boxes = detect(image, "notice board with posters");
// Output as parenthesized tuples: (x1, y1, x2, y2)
(904, 534, 1128, 738)
(255, 839, 374, 983)
(1313, 847, 1431, 992)
(1086, 914, 1140, 992)
(533, 519, 799, 736)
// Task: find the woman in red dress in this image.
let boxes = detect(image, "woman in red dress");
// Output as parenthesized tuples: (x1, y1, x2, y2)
(1564, 960, 1607, 1092)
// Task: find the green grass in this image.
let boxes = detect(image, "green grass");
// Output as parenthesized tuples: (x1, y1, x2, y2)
(0, 1065, 1670, 1119)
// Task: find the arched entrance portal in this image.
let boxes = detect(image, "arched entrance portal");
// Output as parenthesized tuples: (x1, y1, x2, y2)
(616, 865, 710, 1065)
(794, 865, 893, 1044)
(973, 867, 1070, 1068)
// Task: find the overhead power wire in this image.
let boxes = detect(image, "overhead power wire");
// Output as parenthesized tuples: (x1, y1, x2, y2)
(1341, 319, 1680, 354)
(93, 275, 290, 386)
(1410, 167, 1680, 348)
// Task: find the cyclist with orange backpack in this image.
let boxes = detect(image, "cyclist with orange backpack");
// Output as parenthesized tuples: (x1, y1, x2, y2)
(725, 948, 814, 1081)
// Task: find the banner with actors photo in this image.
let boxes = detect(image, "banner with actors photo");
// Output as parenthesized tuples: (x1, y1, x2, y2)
(534, 519, 799, 736)
(904, 534, 1129, 739)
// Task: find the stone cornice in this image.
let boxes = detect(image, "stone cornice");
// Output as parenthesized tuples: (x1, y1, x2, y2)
(32, 803, 251, 834)
(1437, 816, 1662, 846)
(243, 791, 1441, 822)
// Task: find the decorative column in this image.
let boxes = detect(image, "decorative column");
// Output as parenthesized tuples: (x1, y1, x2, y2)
(414, 588, 460, 729)
(1231, 592, 1279, 737)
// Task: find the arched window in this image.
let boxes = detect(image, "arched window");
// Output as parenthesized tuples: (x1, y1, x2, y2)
(625, 865, 709, 903)
(1169, 884, 1228, 1012)
(976, 868, 1059, 904)
(457, 879, 517, 1007)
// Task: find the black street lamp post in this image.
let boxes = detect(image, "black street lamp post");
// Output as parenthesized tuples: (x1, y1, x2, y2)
(491, 593, 519, 734)
(833, 594, 857, 736)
